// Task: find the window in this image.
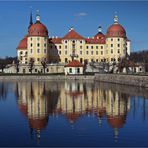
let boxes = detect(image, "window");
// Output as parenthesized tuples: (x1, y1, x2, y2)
(101, 46, 103, 49)
(96, 59, 98, 62)
(59, 45, 61, 49)
(65, 58, 68, 63)
(46, 68, 49, 72)
(30, 49, 33, 53)
(69, 68, 72, 73)
(65, 45, 67, 49)
(86, 46, 89, 49)
(86, 51, 89, 55)
(37, 58, 40, 61)
(91, 51, 93, 55)
(80, 40, 82, 44)
(111, 38, 113, 41)
(37, 49, 40, 53)
(118, 49, 120, 53)
(59, 51, 61, 55)
(72, 45, 75, 49)
(117, 44, 120, 47)
(101, 51, 103, 55)
(80, 46, 82, 49)
(44, 37, 46, 41)
(44, 44, 46, 47)
(37, 43, 40, 47)
(37, 37, 40, 41)
(65, 50, 67, 55)
(111, 49, 113, 54)
(30, 38, 32, 41)
(20, 51, 23, 55)
(96, 51, 98, 55)
(91, 46, 93, 49)
(72, 40, 75, 44)
(111, 44, 113, 47)
(44, 49, 46, 53)
(30, 43, 33, 47)
(35, 69, 37, 72)
(65, 40, 67, 43)
(25, 51, 27, 55)
(80, 51, 82, 55)
(118, 38, 120, 41)
(96, 46, 98, 49)
(77, 68, 80, 73)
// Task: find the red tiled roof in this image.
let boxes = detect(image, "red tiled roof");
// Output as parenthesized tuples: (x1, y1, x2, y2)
(28, 22, 48, 37)
(17, 35, 28, 50)
(50, 37, 62, 44)
(63, 29, 85, 40)
(106, 24, 126, 38)
(65, 60, 84, 67)
(85, 32, 106, 44)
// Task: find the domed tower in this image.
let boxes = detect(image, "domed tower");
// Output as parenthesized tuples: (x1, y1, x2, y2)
(106, 15, 128, 63)
(28, 10, 49, 65)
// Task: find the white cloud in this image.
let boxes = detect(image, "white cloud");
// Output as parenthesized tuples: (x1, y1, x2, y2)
(74, 12, 88, 17)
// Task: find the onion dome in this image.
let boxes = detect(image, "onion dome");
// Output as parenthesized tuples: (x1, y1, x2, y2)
(106, 15, 126, 38)
(28, 11, 48, 37)
(17, 35, 27, 49)
(107, 115, 125, 128)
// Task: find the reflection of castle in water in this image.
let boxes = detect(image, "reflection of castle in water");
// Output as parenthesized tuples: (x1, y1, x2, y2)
(15, 81, 130, 141)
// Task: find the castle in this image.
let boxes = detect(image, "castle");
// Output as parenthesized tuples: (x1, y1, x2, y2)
(17, 11, 131, 65)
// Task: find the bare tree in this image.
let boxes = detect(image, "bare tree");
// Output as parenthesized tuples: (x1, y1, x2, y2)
(29, 58, 34, 74)
(41, 58, 47, 74)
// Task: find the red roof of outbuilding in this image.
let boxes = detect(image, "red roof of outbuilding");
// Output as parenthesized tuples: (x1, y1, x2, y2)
(106, 24, 126, 38)
(65, 60, 84, 67)
(17, 35, 27, 49)
(28, 21, 48, 37)
(63, 29, 85, 40)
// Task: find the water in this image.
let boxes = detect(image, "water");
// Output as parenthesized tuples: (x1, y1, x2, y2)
(0, 80, 148, 147)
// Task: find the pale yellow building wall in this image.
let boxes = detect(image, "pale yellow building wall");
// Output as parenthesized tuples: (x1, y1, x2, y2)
(106, 37, 126, 62)
(27, 36, 49, 65)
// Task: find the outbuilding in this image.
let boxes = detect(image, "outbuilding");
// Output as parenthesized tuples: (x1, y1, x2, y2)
(64, 60, 84, 75)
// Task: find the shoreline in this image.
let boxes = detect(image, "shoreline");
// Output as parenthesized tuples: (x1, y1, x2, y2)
(0, 74, 147, 88)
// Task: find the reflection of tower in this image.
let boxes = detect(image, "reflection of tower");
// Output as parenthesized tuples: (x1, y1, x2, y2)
(16, 81, 49, 142)
(106, 90, 130, 141)
(28, 81, 49, 142)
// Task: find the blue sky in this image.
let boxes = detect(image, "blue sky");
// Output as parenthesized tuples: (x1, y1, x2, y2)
(0, 1, 148, 57)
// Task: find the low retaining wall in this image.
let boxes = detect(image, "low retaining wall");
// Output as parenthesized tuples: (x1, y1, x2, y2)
(95, 74, 148, 88)
(0, 75, 95, 81)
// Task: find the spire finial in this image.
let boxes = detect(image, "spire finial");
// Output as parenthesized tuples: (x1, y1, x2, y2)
(28, 7, 33, 29)
(98, 26, 102, 33)
(36, 10, 40, 22)
(114, 11, 118, 24)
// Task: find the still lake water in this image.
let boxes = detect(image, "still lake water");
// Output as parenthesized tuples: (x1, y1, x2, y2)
(0, 80, 148, 147)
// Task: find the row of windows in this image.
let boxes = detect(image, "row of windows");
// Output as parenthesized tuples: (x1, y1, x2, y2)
(30, 43, 47, 47)
(108, 38, 121, 42)
(30, 37, 47, 41)
(30, 49, 47, 54)
(59, 49, 121, 55)
(64, 40, 83, 44)
(64, 58, 121, 63)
